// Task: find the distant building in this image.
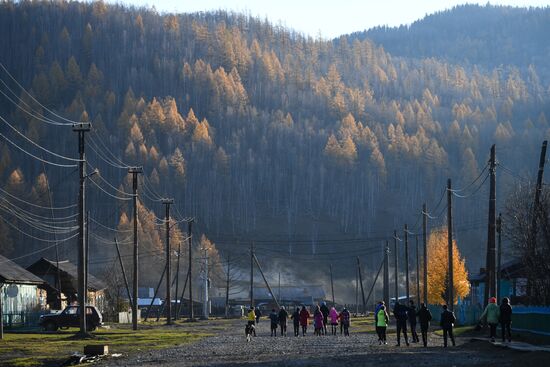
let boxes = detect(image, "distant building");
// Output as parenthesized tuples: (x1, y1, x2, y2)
(252, 285, 326, 306)
(27, 258, 106, 311)
(469, 259, 527, 305)
(0, 254, 46, 319)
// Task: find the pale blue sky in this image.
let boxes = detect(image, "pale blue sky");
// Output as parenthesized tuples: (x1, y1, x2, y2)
(112, 1, 550, 38)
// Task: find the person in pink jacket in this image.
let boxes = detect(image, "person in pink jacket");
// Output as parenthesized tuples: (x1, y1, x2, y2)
(329, 307, 339, 335)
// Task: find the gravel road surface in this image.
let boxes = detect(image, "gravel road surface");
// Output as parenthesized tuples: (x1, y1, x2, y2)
(103, 319, 541, 367)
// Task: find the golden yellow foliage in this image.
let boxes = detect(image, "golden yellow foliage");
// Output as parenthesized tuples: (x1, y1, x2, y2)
(423, 227, 470, 305)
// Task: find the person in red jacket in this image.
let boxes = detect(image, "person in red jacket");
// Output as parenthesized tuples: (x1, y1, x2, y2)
(299, 305, 310, 336)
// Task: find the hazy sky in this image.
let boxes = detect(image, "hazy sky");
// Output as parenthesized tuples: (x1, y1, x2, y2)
(113, 1, 549, 38)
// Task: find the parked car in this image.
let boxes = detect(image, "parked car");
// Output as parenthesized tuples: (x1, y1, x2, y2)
(39, 305, 103, 331)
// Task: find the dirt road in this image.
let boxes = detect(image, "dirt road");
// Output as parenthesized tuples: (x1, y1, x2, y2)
(103, 319, 546, 367)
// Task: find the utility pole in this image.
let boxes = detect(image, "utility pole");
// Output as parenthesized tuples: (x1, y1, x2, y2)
(187, 219, 194, 321)
(393, 230, 399, 304)
(422, 203, 428, 305)
(447, 179, 454, 310)
(330, 264, 335, 306)
(404, 224, 410, 305)
(497, 213, 502, 301)
(225, 255, 230, 318)
(174, 239, 181, 321)
(355, 268, 359, 315)
(114, 237, 132, 307)
(85, 210, 89, 313)
(356, 257, 366, 314)
(383, 241, 390, 308)
(162, 198, 174, 325)
(253, 254, 280, 308)
(484, 145, 496, 307)
(250, 241, 254, 308)
(1, 283, 4, 339)
(128, 166, 142, 330)
(415, 235, 420, 307)
(278, 272, 281, 303)
(201, 246, 209, 320)
(73, 122, 90, 336)
(531, 140, 548, 253)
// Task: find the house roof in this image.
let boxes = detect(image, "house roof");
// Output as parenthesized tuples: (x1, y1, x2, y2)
(469, 259, 525, 283)
(0, 254, 45, 285)
(27, 258, 106, 291)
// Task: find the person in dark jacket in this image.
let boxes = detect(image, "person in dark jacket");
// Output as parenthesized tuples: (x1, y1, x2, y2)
(255, 307, 262, 323)
(299, 305, 310, 336)
(500, 297, 512, 342)
(269, 309, 279, 337)
(393, 301, 410, 346)
(320, 302, 330, 335)
(417, 303, 432, 347)
(440, 304, 456, 347)
(408, 300, 419, 343)
(278, 306, 289, 336)
(291, 307, 300, 336)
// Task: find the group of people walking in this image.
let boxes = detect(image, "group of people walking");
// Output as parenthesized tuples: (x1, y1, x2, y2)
(247, 296, 513, 346)
(247, 303, 351, 337)
(375, 300, 456, 347)
(479, 297, 513, 343)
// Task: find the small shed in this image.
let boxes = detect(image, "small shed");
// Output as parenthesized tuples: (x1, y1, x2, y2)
(0, 254, 46, 318)
(27, 258, 106, 311)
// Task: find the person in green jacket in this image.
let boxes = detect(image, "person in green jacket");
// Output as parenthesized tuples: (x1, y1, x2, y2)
(376, 305, 389, 345)
(480, 297, 500, 342)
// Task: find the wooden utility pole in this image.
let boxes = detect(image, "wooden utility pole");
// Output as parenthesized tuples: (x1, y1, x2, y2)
(85, 211, 89, 314)
(484, 145, 496, 307)
(422, 203, 428, 305)
(225, 255, 230, 318)
(383, 241, 390, 308)
(174, 239, 182, 320)
(365, 257, 385, 308)
(356, 257, 366, 313)
(201, 247, 209, 320)
(253, 254, 280, 308)
(250, 241, 254, 308)
(114, 237, 132, 308)
(278, 272, 281, 303)
(447, 179, 454, 310)
(393, 230, 399, 304)
(128, 166, 142, 330)
(187, 219, 194, 321)
(531, 140, 548, 251)
(330, 264, 335, 306)
(355, 268, 359, 315)
(73, 122, 90, 335)
(415, 235, 420, 307)
(1, 283, 4, 339)
(404, 224, 410, 305)
(496, 213, 502, 301)
(162, 199, 174, 325)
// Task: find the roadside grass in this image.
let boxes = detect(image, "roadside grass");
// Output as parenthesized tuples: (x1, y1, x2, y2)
(351, 316, 376, 333)
(0, 319, 228, 367)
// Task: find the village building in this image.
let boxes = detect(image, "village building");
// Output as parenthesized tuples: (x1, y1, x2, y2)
(0, 254, 47, 326)
(27, 258, 106, 311)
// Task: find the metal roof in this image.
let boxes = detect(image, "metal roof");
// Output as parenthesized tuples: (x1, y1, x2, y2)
(27, 258, 106, 291)
(0, 254, 45, 285)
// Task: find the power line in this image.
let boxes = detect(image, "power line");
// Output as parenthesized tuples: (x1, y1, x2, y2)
(0, 130, 78, 168)
(0, 63, 77, 125)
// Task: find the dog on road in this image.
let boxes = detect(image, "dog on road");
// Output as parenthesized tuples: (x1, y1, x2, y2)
(245, 323, 255, 342)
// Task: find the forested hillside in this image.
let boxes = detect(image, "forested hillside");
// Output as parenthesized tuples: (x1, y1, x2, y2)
(0, 1, 548, 297)
(360, 4, 550, 82)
